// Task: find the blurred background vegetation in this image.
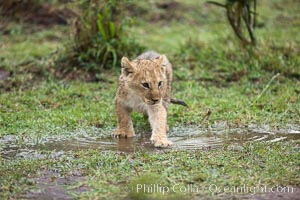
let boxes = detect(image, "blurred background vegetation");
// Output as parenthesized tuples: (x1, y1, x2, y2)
(56, 0, 144, 72)
(1, 0, 299, 84)
(207, 0, 258, 45)
(1, 0, 299, 88)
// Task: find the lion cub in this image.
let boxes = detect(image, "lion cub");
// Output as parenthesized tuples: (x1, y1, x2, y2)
(113, 51, 175, 147)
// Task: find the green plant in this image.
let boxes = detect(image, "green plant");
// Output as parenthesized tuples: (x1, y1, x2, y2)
(59, 0, 144, 72)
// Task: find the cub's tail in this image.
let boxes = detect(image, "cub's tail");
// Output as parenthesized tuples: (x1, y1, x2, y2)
(170, 98, 188, 107)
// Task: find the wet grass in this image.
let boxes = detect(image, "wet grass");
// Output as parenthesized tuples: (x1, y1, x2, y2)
(0, 0, 300, 199)
(1, 142, 299, 199)
(79, 142, 300, 199)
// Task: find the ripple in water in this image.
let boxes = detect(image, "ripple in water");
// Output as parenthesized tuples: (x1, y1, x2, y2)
(1, 126, 300, 158)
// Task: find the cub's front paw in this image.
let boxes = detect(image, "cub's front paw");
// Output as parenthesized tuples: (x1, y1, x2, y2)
(151, 138, 173, 148)
(113, 129, 135, 138)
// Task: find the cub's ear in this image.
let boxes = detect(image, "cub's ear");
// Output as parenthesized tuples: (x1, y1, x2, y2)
(156, 55, 167, 70)
(157, 55, 167, 65)
(121, 57, 135, 76)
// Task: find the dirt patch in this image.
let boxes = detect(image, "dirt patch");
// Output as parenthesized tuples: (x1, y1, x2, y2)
(0, 68, 11, 81)
(0, 1, 76, 27)
(226, 69, 248, 82)
(0, 63, 48, 92)
(25, 169, 88, 200)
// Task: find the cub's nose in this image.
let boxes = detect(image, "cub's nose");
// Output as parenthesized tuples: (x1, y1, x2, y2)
(151, 98, 160, 104)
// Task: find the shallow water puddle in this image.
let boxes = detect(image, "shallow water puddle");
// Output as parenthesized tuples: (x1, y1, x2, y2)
(1, 126, 300, 159)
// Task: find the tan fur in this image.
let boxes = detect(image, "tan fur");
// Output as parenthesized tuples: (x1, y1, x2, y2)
(113, 51, 173, 147)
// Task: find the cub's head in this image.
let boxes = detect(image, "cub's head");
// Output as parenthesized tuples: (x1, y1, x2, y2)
(121, 55, 167, 105)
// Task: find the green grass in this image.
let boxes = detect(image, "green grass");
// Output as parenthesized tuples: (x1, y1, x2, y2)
(0, 0, 300, 199)
(0, 80, 116, 136)
(1, 77, 298, 138)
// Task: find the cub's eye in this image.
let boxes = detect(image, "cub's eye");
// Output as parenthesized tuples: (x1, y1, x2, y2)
(158, 81, 163, 88)
(142, 82, 150, 89)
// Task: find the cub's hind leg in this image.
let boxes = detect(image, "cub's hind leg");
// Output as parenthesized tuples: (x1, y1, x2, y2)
(113, 102, 135, 138)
